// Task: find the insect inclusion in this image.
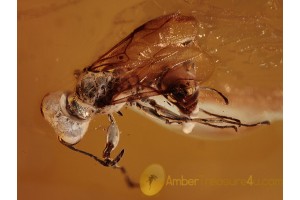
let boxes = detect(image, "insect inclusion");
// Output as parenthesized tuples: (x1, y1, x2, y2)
(41, 13, 270, 169)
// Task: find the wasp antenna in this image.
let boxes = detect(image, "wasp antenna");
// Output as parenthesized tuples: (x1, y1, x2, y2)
(199, 87, 229, 105)
(59, 138, 108, 166)
(117, 165, 140, 188)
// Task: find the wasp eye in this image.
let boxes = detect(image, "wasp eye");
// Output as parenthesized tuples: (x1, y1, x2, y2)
(171, 86, 187, 100)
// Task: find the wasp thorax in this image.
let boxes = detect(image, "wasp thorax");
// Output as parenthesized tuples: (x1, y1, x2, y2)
(76, 71, 113, 106)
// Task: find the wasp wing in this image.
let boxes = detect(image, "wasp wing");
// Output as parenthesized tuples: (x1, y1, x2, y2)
(88, 13, 214, 104)
(88, 13, 198, 73)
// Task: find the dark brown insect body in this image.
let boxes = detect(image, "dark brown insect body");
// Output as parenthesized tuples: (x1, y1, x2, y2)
(41, 13, 269, 168)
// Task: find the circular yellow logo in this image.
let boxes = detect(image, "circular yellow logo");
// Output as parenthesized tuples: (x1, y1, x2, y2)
(139, 164, 165, 196)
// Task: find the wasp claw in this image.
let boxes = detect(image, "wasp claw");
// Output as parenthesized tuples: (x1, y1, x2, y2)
(112, 149, 125, 165)
(261, 120, 271, 125)
(103, 149, 125, 167)
(233, 126, 238, 132)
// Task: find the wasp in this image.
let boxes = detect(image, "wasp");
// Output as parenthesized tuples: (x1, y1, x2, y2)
(41, 13, 269, 168)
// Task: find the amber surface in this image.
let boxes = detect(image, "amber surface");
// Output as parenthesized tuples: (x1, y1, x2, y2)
(18, 0, 282, 199)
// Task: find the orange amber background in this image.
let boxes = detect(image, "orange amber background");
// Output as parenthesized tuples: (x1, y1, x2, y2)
(18, 0, 282, 199)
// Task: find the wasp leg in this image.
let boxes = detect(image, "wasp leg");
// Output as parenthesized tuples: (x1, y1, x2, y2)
(135, 99, 236, 130)
(59, 139, 138, 187)
(198, 108, 270, 127)
(58, 113, 124, 168)
(136, 102, 186, 123)
(135, 99, 269, 131)
(101, 114, 125, 167)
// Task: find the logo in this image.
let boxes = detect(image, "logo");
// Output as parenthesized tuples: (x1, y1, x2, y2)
(139, 164, 282, 196)
(139, 164, 165, 196)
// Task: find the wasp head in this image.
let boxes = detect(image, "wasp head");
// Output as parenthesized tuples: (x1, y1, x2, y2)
(41, 92, 91, 145)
